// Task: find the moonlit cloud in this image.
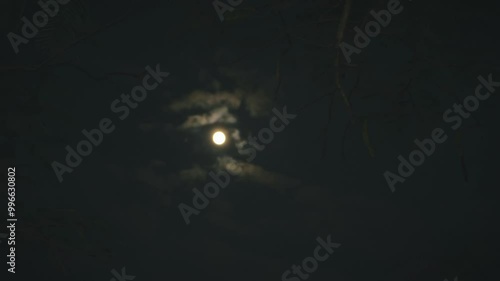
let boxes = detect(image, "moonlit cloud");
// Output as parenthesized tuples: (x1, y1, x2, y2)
(179, 106, 237, 129)
(167, 90, 243, 112)
(231, 129, 247, 150)
(215, 156, 301, 191)
(166, 87, 273, 130)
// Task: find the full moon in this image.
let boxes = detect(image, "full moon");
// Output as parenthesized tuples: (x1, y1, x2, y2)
(212, 131, 226, 145)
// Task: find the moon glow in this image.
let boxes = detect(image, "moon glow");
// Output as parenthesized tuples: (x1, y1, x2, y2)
(212, 131, 226, 145)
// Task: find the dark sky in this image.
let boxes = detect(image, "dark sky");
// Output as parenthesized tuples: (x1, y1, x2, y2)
(1, 0, 500, 281)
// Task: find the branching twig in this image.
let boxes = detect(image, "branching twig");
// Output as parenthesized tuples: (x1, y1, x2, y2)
(333, 0, 353, 118)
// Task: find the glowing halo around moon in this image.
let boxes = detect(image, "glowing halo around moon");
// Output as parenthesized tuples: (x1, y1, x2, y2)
(212, 131, 226, 145)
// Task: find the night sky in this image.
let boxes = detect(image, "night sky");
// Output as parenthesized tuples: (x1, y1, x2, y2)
(1, 0, 500, 281)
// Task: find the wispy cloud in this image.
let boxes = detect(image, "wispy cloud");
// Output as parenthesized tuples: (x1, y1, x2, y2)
(167, 90, 243, 112)
(215, 156, 301, 191)
(180, 106, 237, 129)
(166, 88, 273, 130)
